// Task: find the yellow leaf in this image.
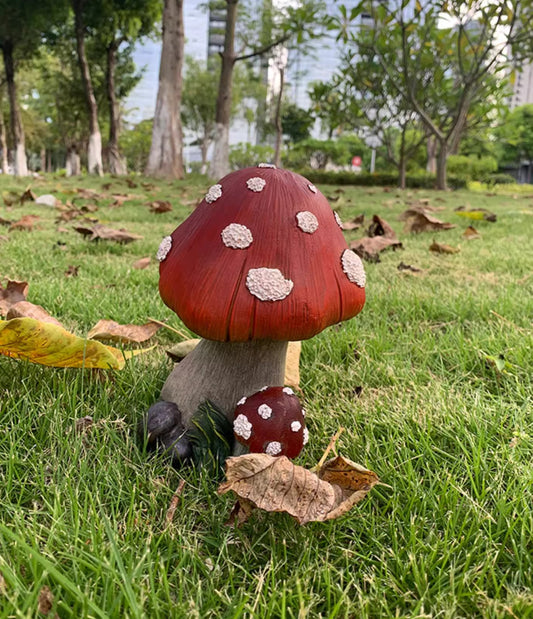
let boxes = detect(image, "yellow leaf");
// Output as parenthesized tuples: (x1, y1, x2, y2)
(0, 317, 141, 369)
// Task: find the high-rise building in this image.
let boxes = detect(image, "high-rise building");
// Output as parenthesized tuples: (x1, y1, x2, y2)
(510, 62, 533, 108)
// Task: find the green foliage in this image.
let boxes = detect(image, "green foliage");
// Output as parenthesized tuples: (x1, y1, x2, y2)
(495, 104, 533, 168)
(482, 172, 517, 186)
(296, 168, 468, 189)
(119, 119, 153, 172)
(229, 142, 275, 170)
(281, 103, 314, 143)
(283, 135, 370, 170)
(447, 155, 498, 181)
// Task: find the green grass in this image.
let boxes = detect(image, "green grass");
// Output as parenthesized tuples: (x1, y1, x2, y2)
(1, 173, 532, 618)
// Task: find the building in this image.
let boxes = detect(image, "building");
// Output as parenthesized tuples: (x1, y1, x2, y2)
(510, 62, 533, 109)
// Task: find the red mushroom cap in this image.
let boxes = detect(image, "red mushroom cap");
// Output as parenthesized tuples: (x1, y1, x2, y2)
(232, 386, 307, 459)
(157, 166, 365, 342)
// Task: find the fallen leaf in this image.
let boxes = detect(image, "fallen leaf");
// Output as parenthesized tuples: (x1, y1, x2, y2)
(64, 265, 79, 277)
(397, 262, 422, 273)
(0, 217, 13, 226)
(73, 224, 142, 243)
(2, 191, 17, 206)
(132, 257, 151, 269)
(0, 317, 147, 369)
(166, 338, 202, 361)
(6, 301, 64, 327)
(87, 319, 161, 343)
(455, 206, 497, 222)
(429, 241, 460, 254)
(367, 214, 397, 239)
(462, 226, 481, 240)
(350, 236, 403, 262)
(403, 211, 455, 233)
(19, 188, 36, 204)
(341, 214, 364, 230)
(218, 454, 380, 525)
(148, 200, 172, 213)
(76, 187, 103, 200)
(126, 178, 138, 188)
(38, 585, 54, 615)
(142, 182, 156, 191)
(9, 215, 40, 231)
(101, 182, 112, 190)
(75, 416, 94, 433)
(0, 280, 29, 316)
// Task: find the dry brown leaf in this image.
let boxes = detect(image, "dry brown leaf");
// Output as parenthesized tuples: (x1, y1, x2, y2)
(19, 188, 36, 204)
(350, 236, 403, 262)
(9, 215, 40, 231)
(462, 226, 481, 240)
(132, 257, 151, 269)
(403, 211, 455, 234)
(397, 262, 422, 273)
(64, 265, 79, 277)
(148, 200, 172, 213)
(429, 241, 460, 254)
(0, 280, 29, 316)
(218, 454, 380, 525)
(37, 585, 54, 615)
(0, 217, 13, 226)
(87, 319, 161, 343)
(367, 214, 397, 239)
(126, 178, 138, 188)
(76, 187, 103, 200)
(73, 224, 142, 243)
(75, 416, 94, 433)
(341, 214, 364, 230)
(6, 301, 64, 327)
(101, 182, 112, 190)
(142, 182, 156, 191)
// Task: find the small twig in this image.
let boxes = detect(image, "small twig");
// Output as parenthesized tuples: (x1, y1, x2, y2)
(311, 427, 345, 473)
(489, 310, 529, 334)
(165, 479, 186, 526)
(147, 317, 191, 340)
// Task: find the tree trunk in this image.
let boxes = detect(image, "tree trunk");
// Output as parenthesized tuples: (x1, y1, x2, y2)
(0, 106, 8, 174)
(273, 66, 285, 168)
(2, 42, 28, 176)
(200, 133, 210, 174)
(209, 0, 238, 179)
(426, 134, 437, 174)
(72, 0, 103, 175)
(436, 139, 448, 190)
(398, 127, 406, 189)
(160, 339, 288, 426)
(145, 0, 185, 179)
(66, 146, 81, 176)
(106, 40, 127, 175)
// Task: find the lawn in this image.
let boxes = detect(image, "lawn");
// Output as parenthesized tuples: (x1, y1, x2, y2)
(0, 172, 532, 618)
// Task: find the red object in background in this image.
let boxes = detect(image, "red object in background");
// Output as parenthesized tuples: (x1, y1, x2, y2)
(352, 156, 362, 167)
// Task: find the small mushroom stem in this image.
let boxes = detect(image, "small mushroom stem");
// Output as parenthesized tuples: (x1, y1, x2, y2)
(160, 339, 289, 427)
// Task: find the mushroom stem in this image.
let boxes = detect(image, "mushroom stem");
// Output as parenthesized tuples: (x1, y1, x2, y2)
(160, 339, 289, 427)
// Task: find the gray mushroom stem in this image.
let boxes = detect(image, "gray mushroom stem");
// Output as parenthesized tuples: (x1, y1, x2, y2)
(160, 339, 288, 427)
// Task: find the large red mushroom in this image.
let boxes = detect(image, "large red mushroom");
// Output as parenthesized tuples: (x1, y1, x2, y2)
(153, 165, 365, 434)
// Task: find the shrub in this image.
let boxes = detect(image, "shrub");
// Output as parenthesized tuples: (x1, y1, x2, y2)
(295, 169, 468, 189)
(482, 172, 516, 185)
(447, 155, 498, 181)
(230, 143, 275, 170)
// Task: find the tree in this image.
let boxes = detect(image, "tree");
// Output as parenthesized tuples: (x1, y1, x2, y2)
(145, 0, 185, 179)
(496, 104, 533, 182)
(0, 0, 68, 176)
(209, 0, 327, 179)
(338, 0, 531, 189)
(281, 103, 314, 144)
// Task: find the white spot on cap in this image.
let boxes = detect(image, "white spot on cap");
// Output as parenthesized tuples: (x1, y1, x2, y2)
(247, 177, 266, 192)
(308, 184, 317, 194)
(303, 427, 309, 445)
(296, 211, 319, 234)
(341, 249, 366, 288)
(291, 421, 302, 432)
(258, 163, 276, 169)
(246, 268, 294, 301)
(221, 223, 253, 249)
(234, 414, 252, 440)
(334, 211, 343, 229)
(156, 236, 172, 262)
(258, 404, 272, 419)
(205, 184, 222, 203)
(237, 396, 247, 406)
(265, 441, 282, 455)
(282, 387, 294, 396)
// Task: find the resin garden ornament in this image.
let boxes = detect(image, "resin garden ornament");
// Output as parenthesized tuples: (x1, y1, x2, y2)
(144, 165, 366, 463)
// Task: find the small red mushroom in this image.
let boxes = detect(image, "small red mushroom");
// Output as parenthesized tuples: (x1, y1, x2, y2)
(233, 386, 308, 458)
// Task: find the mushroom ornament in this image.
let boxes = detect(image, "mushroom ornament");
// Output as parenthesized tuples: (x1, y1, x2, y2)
(233, 386, 308, 458)
(146, 166, 365, 460)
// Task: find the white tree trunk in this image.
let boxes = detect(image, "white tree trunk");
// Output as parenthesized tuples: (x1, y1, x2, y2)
(14, 142, 28, 176)
(88, 131, 103, 175)
(66, 150, 81, 176)
(209, 123, 230, 179)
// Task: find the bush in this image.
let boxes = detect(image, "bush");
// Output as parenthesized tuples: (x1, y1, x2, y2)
(482, 172, 516, 185)
(447, 155, 498, 181)
(230, 143, 275, 170)
(294, 169, 468, 189)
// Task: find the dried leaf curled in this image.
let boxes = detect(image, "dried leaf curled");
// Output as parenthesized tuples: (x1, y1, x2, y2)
(0, 280, 29, 316)
(87, 319, 161, 343)
(73, 224, 142, 243)
(350, 236, 403, 262)
(429, 241, 460, 254)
